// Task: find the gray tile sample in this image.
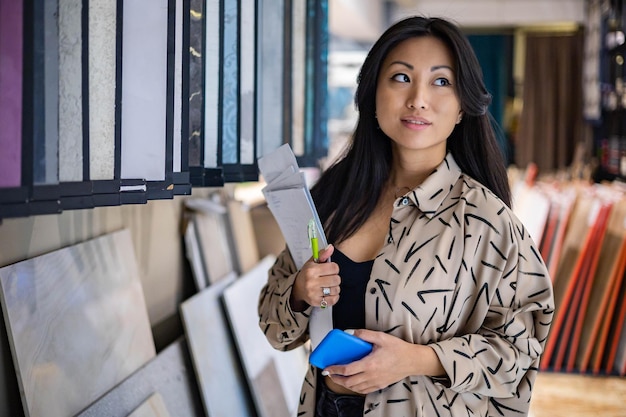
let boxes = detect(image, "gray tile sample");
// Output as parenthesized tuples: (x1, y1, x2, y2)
(257, 0, 284, 158)
(222, 255, 308, 417)
(88, 0, 117, 181)
(180, 272, 255, 417)
(0, 229, 156, 417)
(58, 0, 84, 182)
(77, 338, 203, 417)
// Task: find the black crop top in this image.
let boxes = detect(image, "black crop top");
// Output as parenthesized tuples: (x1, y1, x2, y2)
(331, 248, 374, 330)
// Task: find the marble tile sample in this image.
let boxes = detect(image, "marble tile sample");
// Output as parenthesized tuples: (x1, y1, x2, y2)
(239, 0, 255, 165)
(188, 0, 203, 167)
(127, 393, 171, 417)
(221, 0, 239, 165)
(180, 273, 255, 417)
(203, 0, 220, 168)
(120, 0, 168, 182)
(88, 0, 117, 181)
(0, 229, 156, 417)
(222, 255, 308, 417)
(58, 0, 84, 183)
(0, 0, 24, 188)
(257, 0, 284, 158)
(77, 338, 203, 417)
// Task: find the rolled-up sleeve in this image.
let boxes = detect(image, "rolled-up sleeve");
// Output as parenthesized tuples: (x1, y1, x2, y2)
(258, 247, 312, 351)
(430, 213, 554, 398)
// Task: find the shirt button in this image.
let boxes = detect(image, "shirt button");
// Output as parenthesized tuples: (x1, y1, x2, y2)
(401, 197, 409, 206)
(369, 287, 376, 294)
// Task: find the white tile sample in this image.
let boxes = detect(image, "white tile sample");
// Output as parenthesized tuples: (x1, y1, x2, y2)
(120, 0, 168, 181)
(0, 229, 155, 417)
(222, 255, 308, 417)
(77, 338, 203, 417)
(180, 272, 255, 417)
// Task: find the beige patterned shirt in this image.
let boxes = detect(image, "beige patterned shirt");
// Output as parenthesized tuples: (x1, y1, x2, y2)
(258, 153, 554, 416)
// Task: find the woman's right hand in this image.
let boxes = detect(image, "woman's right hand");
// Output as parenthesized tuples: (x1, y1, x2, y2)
(290, 244, 341, 311)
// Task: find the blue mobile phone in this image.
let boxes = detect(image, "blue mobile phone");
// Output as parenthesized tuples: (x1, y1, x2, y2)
(309, 329, 373, 369)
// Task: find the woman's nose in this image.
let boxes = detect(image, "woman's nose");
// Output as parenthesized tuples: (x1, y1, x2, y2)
(406, 85, 428, 109)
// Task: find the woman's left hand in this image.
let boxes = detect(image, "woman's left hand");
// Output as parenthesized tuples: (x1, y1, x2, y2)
(322, 329, 442, 394)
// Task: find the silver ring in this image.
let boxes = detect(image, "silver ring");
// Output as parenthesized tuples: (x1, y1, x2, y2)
(322, 287, 331, 296)
(320, 298, 328, 309)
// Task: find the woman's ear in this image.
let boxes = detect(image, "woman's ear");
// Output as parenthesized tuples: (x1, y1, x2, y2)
(456, 112, 463, 124)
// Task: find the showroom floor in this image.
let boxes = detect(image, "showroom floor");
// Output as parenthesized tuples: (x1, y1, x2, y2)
(529, 372, 626, 417)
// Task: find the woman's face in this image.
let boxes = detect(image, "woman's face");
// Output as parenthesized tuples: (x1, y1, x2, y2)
(375, 36, 462, 160)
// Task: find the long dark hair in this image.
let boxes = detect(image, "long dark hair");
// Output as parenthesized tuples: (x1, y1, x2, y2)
(311, 16, 511, 244)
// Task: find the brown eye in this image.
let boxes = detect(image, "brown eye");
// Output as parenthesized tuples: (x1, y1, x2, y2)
(392, 73, 410, 83)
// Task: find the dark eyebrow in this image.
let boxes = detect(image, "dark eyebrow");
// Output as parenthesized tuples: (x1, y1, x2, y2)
(388, 60, 414, 70)
(431, 65, 454, 72)
(388, 61, 454, 72)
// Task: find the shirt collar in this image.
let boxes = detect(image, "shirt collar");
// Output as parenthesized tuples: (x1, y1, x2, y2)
(402, 153, 462, 218)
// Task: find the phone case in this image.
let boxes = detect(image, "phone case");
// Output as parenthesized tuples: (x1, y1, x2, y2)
(309, 329, 373, 369)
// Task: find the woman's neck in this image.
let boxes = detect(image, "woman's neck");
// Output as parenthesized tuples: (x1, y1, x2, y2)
(389, 145, 446, 190)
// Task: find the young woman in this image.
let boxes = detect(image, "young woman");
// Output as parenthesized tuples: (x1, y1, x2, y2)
(258, 16, 554, 417)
